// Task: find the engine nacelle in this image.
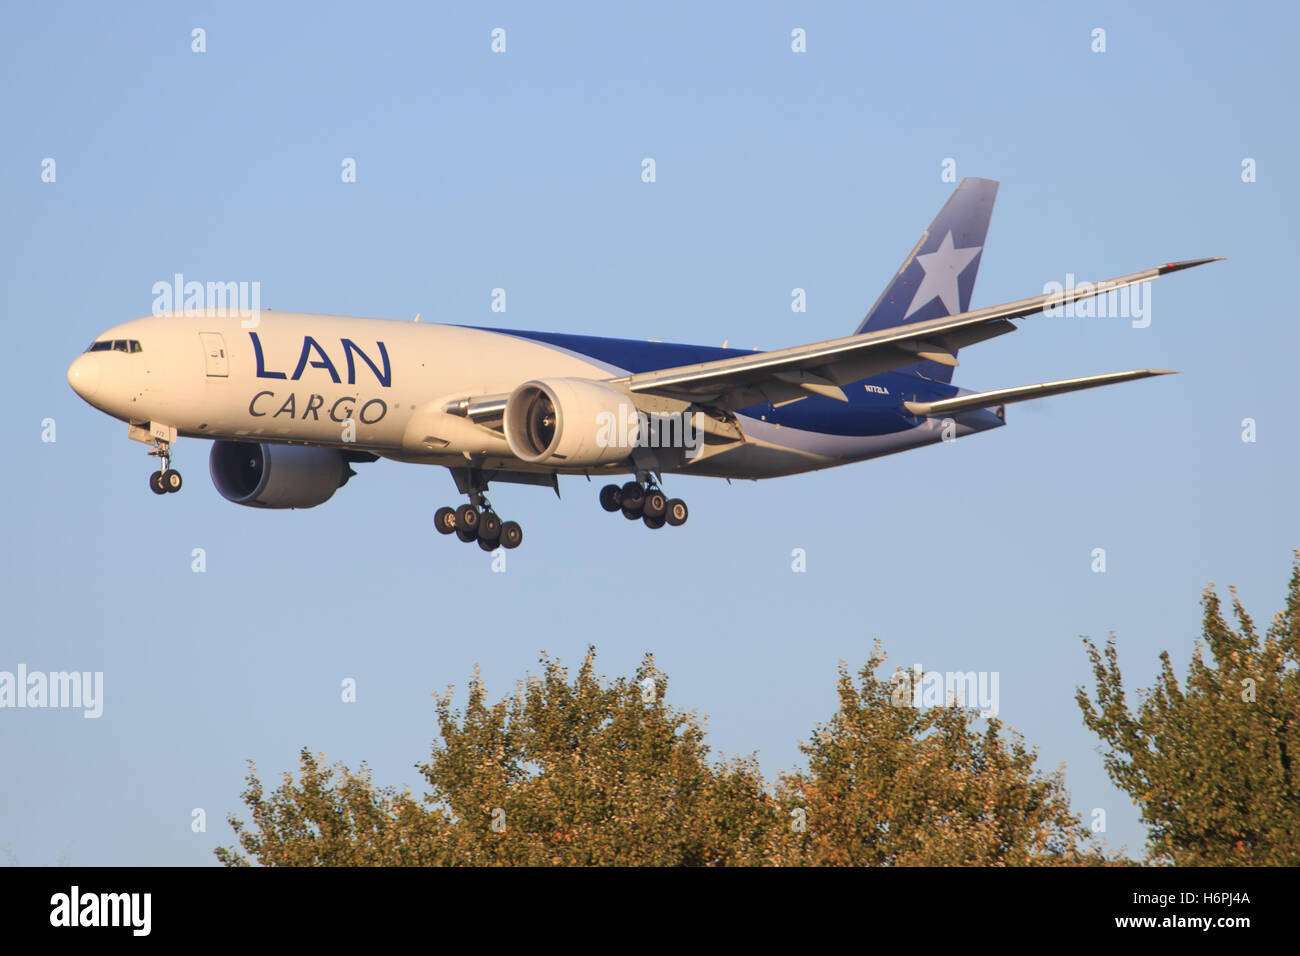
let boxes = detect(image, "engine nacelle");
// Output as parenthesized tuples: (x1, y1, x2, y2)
(504, 378, 635, 467)
(209, 441, 351, 509)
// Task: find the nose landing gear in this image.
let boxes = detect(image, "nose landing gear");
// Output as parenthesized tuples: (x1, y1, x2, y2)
(147, 438, 182, 495)
(599, 480, 687, 531)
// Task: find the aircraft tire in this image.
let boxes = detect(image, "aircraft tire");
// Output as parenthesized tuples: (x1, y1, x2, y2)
(643, 491, 666, 519)
(435, 507, 458, 534)
(664, 499, 688, 527)
(455, 504, 480, 533)
(599, 484, 622, 512)
(478, 512, 502, 542)
(619, 481, 644, 512)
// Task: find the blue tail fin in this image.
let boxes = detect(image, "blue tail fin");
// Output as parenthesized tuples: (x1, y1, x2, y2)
(856, 177, 998, 384)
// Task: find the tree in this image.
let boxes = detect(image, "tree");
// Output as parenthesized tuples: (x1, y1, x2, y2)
(414, 649, 780, 865)
(214, 750, 450, 866)
(217, 648, 785, 866)
(217, 645, 1100, 866)
(1076, 554, 1300, 865)
(776, 644, 1101, 865)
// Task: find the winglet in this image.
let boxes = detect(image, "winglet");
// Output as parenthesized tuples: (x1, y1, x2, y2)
(1158, 256, 1226, 275)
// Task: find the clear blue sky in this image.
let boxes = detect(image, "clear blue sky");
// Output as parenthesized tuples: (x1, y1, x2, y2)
(3, 1, 1296, 864)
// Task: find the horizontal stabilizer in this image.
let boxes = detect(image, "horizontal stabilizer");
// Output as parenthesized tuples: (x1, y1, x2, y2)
(903, 369, 1175, 417)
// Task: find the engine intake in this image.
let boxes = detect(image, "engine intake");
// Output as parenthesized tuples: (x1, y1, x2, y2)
(504, 379, 635, 467)
(209, 441, 351, 509)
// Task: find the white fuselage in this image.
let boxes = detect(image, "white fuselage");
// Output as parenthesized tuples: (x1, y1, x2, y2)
(67, 312, 976, 481)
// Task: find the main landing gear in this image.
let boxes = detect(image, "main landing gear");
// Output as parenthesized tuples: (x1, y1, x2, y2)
(147, 438, 182, 495)
(435, 492, 523, 551)
(599, 480, 688, 530)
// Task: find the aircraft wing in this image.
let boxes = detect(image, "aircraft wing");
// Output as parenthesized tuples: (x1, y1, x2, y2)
(616, 257, 1221, 409)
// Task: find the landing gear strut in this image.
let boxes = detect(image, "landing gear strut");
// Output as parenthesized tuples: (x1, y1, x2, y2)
(147, 438, 182, 495)
(435, 475, 523, 550)
(598, 478, 687, 531)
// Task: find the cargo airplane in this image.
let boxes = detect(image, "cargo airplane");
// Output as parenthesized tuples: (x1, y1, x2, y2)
(66, 179, 1220, 550)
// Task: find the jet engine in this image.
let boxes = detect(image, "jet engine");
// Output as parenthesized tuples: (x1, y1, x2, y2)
(209, 441, 352, 509)
(504, 378, 635, 467)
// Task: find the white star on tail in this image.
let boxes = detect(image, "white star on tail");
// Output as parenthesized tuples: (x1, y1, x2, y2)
(904, 231, 983, 318)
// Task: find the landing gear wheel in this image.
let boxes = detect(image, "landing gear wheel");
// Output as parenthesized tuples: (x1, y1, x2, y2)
(599, 484, 622, 512)
(664, 498, 688, 527)
(456, 527, 478, 543)
(643, 513, 666, 530)
(434, 506, 457, 535)
(643, 490, 666, 519)
(621, 505, 642, 521)
(477, 536, 497, 552)
(619, 481, 644, 513)
(499, 521, 523, 549)
(147, 435, 179, 495)
(455, 504, 480, 534)
(478, 512, 502, 543)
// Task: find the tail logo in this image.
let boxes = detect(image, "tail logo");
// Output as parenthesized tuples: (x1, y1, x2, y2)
(904, 231, 983, 318)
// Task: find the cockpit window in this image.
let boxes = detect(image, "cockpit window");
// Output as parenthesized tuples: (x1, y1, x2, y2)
(88, 340, 111, 352)
(112, 340, 128, 352)
(85, 339, 142, 353)
(129, 340, 143, 353)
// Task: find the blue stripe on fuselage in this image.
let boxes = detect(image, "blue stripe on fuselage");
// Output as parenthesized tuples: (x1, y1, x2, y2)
(466, 326, 962, 438)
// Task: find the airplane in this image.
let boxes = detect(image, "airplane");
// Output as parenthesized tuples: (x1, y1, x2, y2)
(66, 178, 1221, 550)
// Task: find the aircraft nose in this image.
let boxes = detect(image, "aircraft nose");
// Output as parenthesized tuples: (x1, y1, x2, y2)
(67, 353, 100, 400)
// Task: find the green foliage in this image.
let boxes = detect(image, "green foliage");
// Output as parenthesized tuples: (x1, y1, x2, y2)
(1077, 554, 1300, 865)
(216, 645, 1101, 866)
(217, 649, 784, 866)
(778, 644, 1099, 866)
(415, 649, 779, 865)
(214, 751, 451, 867)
